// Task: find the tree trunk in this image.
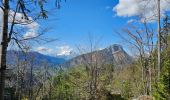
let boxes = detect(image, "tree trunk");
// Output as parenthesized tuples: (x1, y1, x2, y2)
(0, 0, 9, 100)
(157, 0, 161, 79)
(149, 66, 152, 95)
(29, 60, 33, 100)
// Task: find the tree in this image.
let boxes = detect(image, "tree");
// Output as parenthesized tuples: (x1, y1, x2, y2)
(0, 0, 64, 99)
(161, 16, 170, 50)
(0, 0, 10, 99)
(153, 15, 170, 100)
(157, 0, 161, 80)
(117, 21, 156, 95)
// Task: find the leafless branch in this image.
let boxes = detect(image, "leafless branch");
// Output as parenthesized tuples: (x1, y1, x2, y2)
(8, 0, 20, 43)
(0, 5, 3, 10)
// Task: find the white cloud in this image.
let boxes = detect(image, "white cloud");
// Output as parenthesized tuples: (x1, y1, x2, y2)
(127, 19, 135, 24)
(35, 46, 53, 55)
(56, 45, 73, 56)
(0, 9, 39, 39)
(23, 29, 38, 39)
(114, 0, 170, 22)
(23, 23, 39, 39)
(34, 45, 106, 58)
(9, 11, 40, 39)
(35, 45, 74, 56)
(114, 0, 140, 17)
(97, 47, 104, 50)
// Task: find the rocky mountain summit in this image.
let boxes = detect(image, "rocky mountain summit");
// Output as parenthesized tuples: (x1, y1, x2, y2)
(62, 44, 133, 68)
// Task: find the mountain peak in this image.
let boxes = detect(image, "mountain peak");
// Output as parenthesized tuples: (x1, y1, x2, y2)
(107, 44, 123, 53)
(62, 44, 133, 68)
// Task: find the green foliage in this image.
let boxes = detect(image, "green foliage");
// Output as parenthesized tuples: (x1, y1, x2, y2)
(51, 66, 88, 100)
(50, 64, 143, 100)
(121, 81, 133, 99)
(153, 47, 170, 100)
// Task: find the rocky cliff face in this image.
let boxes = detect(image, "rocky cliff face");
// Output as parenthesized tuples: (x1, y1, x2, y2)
(62, 44, 133, 68)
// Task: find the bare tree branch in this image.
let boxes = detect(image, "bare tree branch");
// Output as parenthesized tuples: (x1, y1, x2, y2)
(8, 0, 20, 43)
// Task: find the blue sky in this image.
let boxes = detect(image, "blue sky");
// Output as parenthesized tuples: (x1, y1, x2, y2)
(34, 0, 132, 56)
(5, 0, 170, 56)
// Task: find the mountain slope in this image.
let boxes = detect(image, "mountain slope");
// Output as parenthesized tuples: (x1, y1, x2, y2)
(62, 44, 133, 68)
(7, 50, 66, 66)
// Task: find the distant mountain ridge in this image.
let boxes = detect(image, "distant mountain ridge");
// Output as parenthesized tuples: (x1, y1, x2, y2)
(7, 50, 66, 66)
(62, 44, 133, 68)
(7, 44, 133, 69)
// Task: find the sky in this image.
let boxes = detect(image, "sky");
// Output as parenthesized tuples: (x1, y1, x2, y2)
(35, 0, 122, 56)
(32, 0, 130, 56)
(1, 0, 170, 57)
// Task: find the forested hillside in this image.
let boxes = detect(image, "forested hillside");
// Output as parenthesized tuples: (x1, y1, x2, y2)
(0, 0, 170, 100)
